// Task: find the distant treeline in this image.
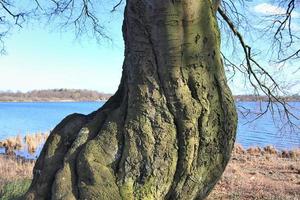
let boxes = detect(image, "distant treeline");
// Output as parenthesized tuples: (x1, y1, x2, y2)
(234, 95, 300, 102)
(0, 89, 112, 102)
(0, 89, 299, 102)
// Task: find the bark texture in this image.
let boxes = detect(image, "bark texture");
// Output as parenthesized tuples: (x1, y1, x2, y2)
(24, 0, 237, 199)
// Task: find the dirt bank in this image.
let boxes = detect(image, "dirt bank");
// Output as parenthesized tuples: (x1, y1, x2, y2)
(208, 145, 300, 200)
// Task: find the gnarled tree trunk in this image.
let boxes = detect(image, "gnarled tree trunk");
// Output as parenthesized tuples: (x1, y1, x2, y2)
(25, 0, 237, 199)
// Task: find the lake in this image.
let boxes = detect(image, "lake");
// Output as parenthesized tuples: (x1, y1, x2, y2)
(0, 101, 299, 154)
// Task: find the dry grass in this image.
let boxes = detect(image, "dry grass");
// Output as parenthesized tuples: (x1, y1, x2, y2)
(0, 155, 34, 187)
(208, 144, 300, 200)
(24, 133, 48, 154)
(0, 132, 49, 155)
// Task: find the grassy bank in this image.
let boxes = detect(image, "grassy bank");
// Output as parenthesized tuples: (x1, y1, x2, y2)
(0, 155, 34, 186)
(0, 179, 31, 200)
(0, 155, 34, 200)
(0, 144, 299, 200)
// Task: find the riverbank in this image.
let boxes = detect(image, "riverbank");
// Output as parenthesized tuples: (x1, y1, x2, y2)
(0, 144, 299, 199)
(208, 145, 300, 200)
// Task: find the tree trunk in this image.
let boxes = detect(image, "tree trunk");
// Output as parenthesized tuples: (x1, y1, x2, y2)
(25, 0, 237, 199)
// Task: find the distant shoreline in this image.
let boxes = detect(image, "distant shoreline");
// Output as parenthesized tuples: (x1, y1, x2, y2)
(0, 100, 107, 103)
(0, 89, 299, 102)
(234, 95, 300, 102)
(0, 89, 112, 102)
(1, 100, 300, 103)
(1, 98, 299, 103)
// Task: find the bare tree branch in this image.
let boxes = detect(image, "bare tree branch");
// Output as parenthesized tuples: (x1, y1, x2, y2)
(266, 0, 300, 62)
(111, 0, 123, 12)
(218, 2, 299, 132)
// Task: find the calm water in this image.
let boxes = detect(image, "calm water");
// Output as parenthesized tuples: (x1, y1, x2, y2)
(236, 101, 300, 149)
(0, 102, 104, 139)
(0, 101, 299, 155)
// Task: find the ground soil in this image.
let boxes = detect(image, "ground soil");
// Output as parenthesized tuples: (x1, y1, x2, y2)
(208, 145, 300, 200)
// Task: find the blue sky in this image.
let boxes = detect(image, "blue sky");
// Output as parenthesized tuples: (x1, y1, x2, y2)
(0, 26, 124, 93)
(0, 1, 299, 95)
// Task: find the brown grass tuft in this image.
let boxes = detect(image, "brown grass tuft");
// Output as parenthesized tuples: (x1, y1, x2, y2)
(246, 146, 262, 156)
(263, 145, 278, 155)
(0, 155, 34, 187)
(0, 132, 49, 155)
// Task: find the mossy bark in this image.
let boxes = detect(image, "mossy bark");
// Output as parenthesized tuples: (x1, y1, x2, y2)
(24, 0, 237, 199)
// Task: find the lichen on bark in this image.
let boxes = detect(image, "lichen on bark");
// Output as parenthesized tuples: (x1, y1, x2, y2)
(24, 0, 237, 199)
